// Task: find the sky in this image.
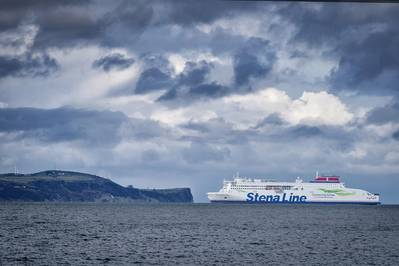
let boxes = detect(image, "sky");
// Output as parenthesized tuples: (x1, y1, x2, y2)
(0, 0, 398, 203)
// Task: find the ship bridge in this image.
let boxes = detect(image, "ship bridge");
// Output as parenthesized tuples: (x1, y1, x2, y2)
(311, 175, 341, 183)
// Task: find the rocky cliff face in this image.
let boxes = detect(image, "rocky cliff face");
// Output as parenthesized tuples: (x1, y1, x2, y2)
(0, 170, 193, 203)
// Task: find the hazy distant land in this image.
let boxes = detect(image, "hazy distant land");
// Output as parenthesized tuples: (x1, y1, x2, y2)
(0, 170, 193, 203)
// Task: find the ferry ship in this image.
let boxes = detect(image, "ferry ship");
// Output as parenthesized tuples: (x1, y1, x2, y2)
(207, 173, 380, 205)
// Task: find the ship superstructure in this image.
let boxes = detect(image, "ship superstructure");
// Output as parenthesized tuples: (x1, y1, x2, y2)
(207, 174, 380, 204)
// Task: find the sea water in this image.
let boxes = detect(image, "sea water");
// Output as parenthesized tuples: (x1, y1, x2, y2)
(0, 203, 398, 265)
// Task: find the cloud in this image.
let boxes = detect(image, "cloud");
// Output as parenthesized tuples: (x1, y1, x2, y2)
(0, 0, 90, 31)
(393, 130, 399, 141)
(188, 82, 229, 97)
(282, 91, 353, 126)
(182, 141, 230, 163)
(223, 89, 353, 128)
(0, 107, 166, 145)
(254, 113, 286, 128)
(33, 9, 104, 49)
(141, 149, 160, 162)
(366, 101, 399, 125)
(365, 100, 399, 142)
(124, 35, 278, 104)
(92, 53, 135, 72)
(0, 0, 263, 52)
(131, 58, 230, 102)
(279, 3, 399, 96)
(287, 125, 322, 137)
(0, 53, 58, 78)
(157, 81, 230, 103)
(0, 107, 126, 144)
(176, 60, 212, 86)
(100, 0, 154, 47)
(273, 125, 356, 149)
(155, 1, 262, 26)
(180, 117, 252, 145)
(233, 37, 276, 86)
(118, 117, 168, 140)
(0, 1, 102, 50)
(157, 60, 223, 101)
(135, 67, 173, 94)
(1, 2, 399, 202)
(0, 1, 153, 50)
(329, 29, 399, 95)
(177, 101, 355, 148)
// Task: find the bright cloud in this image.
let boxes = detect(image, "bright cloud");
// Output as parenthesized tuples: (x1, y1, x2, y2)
(282, 91, 354, 126)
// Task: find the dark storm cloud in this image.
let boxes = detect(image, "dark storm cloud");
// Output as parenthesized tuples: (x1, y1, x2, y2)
(280, 3, 399, 96)
(393, 130, 399, 141)
(0, 0, 269, 84)
(151, 40, 277, 103)
(132, 59, 229, 102)
(0, 0, 102, 51)
(177, 61, 212, 86)
(188, 83, 229, 98)
(0, 0, 150, 49)
(103, 1, 153, 29)
(136, 34, 277, 101)
(33, 9, 103, 49)
(157, 60, 223, 101)
(0, 0, 262, 50)
(128, 24, 248, 57)
(281, 3, 399, 48)
(158, 0, 261, 26)
(0, 0, 89, 31)
(233, 37, 276, 86)
(158, 82, 230, 105)
(0, 107, 165, 145)
(366, 101, 399, 125)
(0, 107, 127, 144)
(329, 27, 399, 96)
(135, 67, 173, 94)
(0, 53, 58, 78)
(281, 3, 359, 47)
(100, 0, 154, 47)
(137, 38, 277, 100)
(100, 0, 258, 48)
(92, 53, 135, 72)
(129, 54, 173, 94)
(0, 0, 151, 48)
(157, 81, 229, 102)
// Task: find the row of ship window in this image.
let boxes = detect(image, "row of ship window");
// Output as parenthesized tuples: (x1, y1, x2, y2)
(231, 186, 293, 190)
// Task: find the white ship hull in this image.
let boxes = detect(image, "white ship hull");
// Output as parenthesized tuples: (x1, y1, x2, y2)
(207, 175, 380, 205)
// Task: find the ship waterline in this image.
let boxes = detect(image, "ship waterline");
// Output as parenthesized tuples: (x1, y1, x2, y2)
(207, 174, 380, 205)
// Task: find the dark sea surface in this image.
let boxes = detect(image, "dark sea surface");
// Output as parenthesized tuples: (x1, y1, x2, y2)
(1, 203, 399, 265)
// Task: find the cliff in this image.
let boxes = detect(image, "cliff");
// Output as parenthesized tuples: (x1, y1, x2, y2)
(0, 170, 193, 203)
